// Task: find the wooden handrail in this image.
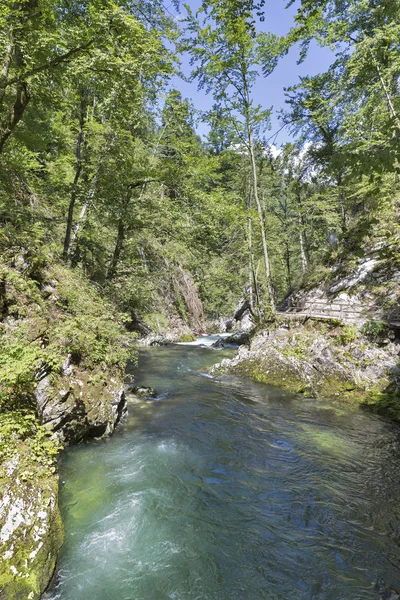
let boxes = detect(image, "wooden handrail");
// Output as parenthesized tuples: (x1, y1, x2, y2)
(282, 299, 400, 324)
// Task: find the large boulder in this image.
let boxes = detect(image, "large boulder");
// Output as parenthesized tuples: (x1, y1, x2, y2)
(0, 447, 63, 600)
(211, 323, 400, 415)
(35, 357, 126, 444)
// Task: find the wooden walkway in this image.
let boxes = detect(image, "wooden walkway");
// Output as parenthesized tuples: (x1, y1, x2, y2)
(277, 311, 341, 321)
(279, 300, 400, 327)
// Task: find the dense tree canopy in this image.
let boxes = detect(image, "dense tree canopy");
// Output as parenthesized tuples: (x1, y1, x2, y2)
(1, 0, 399, 329)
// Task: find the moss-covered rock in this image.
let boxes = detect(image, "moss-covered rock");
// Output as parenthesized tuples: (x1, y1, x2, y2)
(211, 322, 400, 419)
(0, 254, 133, 597)
(175, 332, 197, 343)
(0, 444, 63, 600)
(35, 359, 126, 444)
(361, 382, 400, 421)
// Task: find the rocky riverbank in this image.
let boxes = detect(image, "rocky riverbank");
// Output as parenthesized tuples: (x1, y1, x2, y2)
(211, 320, 400, 421)
(0, 254, 131, 599)
(0, 443, 63, 600)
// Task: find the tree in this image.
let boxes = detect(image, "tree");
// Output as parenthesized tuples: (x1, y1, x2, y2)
(183, 0, 285, 313)
(56, 4, 175, 261)
(287, 0, 400, 171)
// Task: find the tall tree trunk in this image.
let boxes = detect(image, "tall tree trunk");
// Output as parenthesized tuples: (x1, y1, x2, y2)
(339, 191, 347, 232)
(247, 215, 254, 311)
(107, 219, 125, 280)
(67, 164, 102, 257)
(365, 41, 400, 129)
(336, 172, 347, 233)
(0, 0, 38, 154)
(246, 179, 254, 311)
(241, 67, 275, 311)
(68, 191, 91, 256)
(63, 98, 86, 260)
(0, 32, 14, 108)
(253, 260, 261, 310)
(285, 240, 292, 288)
(299, 216, 308, 274)
(0, 31, 29, 153)
(302, 218, 311, 261)
(295, 188, 310, 268)
(106, 184, 152, 280)
(247, 139, 274, 309)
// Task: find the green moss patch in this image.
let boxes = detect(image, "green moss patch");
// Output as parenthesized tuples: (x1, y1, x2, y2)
(212, 323, 400, 421)
(0, 422, 63, 600)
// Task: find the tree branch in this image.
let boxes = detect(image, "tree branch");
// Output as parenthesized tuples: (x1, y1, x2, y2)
(2, 42, 94, 89)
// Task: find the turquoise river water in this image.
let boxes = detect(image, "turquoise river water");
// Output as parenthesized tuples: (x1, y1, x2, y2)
(46, 336, 400, 599)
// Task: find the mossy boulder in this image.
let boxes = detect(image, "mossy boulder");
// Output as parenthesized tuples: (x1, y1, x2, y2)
(0, 255, 132, 598)
(35, 358, 126, 444)
(211, 323, 400, 418)
(0, 445, 63, 600)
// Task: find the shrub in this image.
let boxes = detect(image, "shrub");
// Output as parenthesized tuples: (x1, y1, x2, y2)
(361, 320, 387, 338)
(337, 324, 359, 345)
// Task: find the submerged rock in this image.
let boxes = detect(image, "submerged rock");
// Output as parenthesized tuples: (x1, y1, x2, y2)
(0, 447, 63, 600)
(381, 587, 400, 600)
(127, 386, 157, 398)
(211, 331, 250, 348)
(212, 337, 226, 348)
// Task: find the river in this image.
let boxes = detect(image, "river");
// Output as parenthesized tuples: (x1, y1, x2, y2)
(46, 336, 400, 599)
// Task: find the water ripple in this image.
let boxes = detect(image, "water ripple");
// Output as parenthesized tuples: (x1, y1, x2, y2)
(46, 344, 400, 600)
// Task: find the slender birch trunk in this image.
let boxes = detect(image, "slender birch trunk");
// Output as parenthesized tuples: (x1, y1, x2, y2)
(67, 164, 102, 257)
(249, 138, 275, 310)
(299, 216, 308, 274)
(241, 66, 275, 312)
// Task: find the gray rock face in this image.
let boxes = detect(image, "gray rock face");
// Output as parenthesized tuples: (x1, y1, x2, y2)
(0, 449, 63, 600)
(211, 324, 400, 404)
(1, 360, 125, 600)
(35, 356, 126, 444)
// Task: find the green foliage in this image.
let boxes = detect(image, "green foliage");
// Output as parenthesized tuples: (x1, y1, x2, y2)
(0, 256, 131, 412)
(336, 324, 359, 345)
(281, 0, 400, 268)
(280, 335, 309, 359)
(0, 339, 52, 410)
(361, 320, 387, 338)
(142, 312, 170, 332)
(0, 410, 60, 467)
(176, 333, 197, 342)
(51, 265, 130, 368)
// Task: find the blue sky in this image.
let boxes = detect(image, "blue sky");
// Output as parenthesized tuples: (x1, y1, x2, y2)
(169, 0, 335, 145)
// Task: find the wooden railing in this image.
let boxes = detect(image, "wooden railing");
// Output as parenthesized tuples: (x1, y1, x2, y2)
(282, 300, 377, 321)
(279, 300, 400, 326)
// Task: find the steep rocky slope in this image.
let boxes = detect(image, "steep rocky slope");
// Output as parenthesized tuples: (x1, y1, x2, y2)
(0, 252, 132, 599)
(283, 248, 400, 326)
